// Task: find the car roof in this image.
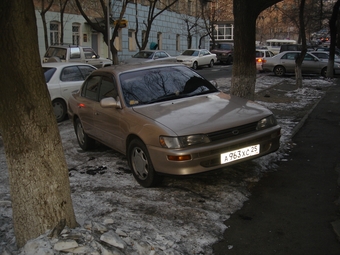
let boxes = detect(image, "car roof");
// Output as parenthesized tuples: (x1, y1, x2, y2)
(41, 62, 96, 68)
(91, 63, 186, 76)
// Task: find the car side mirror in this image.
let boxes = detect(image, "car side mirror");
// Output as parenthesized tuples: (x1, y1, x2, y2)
(100, 97, 121, 109)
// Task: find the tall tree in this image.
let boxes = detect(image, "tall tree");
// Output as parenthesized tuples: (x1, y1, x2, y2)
(74, 0, 130, 64)
(134, 0, 180, 50)
(326, 0, 340, 78)
(36, 0, 54, 50)
(231, 0, 283, 100)
(295, 0, 307, 88)
(59, 0, 70, 43)
(0, 0, 77, 247)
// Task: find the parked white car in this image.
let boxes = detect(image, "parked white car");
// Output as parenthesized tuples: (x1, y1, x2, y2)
(43, 62, 96, 122)
(124, 50, 176, 64)
(256, 49, 274, 71)
(176, 49, 217, 69)
(262, 51, 340, 77)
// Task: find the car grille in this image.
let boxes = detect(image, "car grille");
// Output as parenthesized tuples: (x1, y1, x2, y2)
(206, 122, 258, 141)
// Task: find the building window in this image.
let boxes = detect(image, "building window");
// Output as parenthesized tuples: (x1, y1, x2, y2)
(128, 29, 136, 51)
(50, 22, 60, 45)
(176, 34, 180, 51)
(213, 24, 234, 41)
(72, 23, 81, 45)
(157, 32, 162, 50)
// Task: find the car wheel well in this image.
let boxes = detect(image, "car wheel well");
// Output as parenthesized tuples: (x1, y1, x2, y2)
(52, 98, 67, 122)
(126, 134, 142, 155)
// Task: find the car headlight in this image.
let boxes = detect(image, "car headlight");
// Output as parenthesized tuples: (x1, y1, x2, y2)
(257, 115, 277, 130)
(159, 135, 211, 149)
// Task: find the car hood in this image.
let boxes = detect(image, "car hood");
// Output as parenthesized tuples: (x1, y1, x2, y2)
(132, 92, 272, 135)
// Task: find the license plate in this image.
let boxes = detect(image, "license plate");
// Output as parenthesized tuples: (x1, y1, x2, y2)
(220, 144, 260, 164)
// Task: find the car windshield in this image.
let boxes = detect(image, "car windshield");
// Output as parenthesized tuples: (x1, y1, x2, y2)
(182, 50, 199, 56)
(43, 67, 57, 83)
(120, 66, 218, 106)
(133, 51, 153, 59)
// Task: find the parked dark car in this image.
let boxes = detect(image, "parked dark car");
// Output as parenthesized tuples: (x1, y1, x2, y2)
(210, 43, 234, 64)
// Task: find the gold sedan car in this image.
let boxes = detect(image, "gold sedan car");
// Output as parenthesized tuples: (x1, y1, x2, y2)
(68, 63, 281, 187)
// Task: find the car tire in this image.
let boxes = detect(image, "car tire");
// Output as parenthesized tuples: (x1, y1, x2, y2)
(226, 55, 233, 65)
(128, 138, 161, 187)
(74, 118, 95, 151)
(192, 61, 198, 70)
(208, 60, 214, 68)
(321, 67, 327, 77)
(273, 65, 286, 76)
(52, 99, 67, 122)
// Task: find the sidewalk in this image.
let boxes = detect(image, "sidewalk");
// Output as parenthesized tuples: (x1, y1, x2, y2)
(213, 81, 340, 254)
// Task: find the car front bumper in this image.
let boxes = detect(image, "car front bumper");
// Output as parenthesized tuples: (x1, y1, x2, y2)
(147, 126, 281, 175)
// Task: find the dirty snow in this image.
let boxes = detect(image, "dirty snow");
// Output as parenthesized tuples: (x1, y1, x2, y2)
(0, 74, 335, 254)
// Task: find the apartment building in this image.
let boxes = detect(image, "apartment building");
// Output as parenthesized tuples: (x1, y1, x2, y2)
(34, 0, 210, 63)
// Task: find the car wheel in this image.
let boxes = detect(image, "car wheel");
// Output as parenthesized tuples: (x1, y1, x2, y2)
(226, 55, 233, 65)
(52, 99, 67, 122)
(208, 60, 214, 68)
(74, 118, 95, 151)
(273, 65, 286, 76)
(192, 61, 198, 70)
(321, 67, 327, 77)
(128, 139, 161, 187)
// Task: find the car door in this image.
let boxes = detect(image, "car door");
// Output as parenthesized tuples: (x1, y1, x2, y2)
(77, 76, 101, 136)
(203, 50, 212, 65)
(302, 53, 321, 74)
(280, 52, 297, 73)
(93, 75, 124, 152)
(59, 65, 96, 102)
(83, 47, 102, 68)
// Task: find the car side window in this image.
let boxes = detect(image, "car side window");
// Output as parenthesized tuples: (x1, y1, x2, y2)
(78, 65, 96, 79)
(60, 66, 83, 82)
(283, 53, 297, 60)
(84, 48, 97, 59)
(304, 54, 315, 61)
(82, 76, 101, 101)
(98, 76, 118, 101)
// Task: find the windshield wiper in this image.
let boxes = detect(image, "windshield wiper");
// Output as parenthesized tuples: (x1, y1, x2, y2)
(146, 93, 182, 104)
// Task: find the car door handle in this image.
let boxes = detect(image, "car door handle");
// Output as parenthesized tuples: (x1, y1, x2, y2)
(94, 112, 99, 115)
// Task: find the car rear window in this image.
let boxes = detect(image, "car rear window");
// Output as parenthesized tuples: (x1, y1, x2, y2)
(43, 67, 56, 83)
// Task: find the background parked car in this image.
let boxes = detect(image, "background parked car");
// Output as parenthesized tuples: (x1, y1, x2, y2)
(68, 63, 281, 187)
(123, 50, 176, 64)
(176, 49, 217, 69)
(262, 51, 340, 77)
(315, 46, 340, 56)
(42, 44, 112, 68)
(309, 51, 340, 63)
(256, 49, 274, 71)
(210, 42, 234, 64)
(43, 62, 96, 122)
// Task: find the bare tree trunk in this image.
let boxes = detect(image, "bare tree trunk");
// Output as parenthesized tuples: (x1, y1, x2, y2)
(295, 0, 306, 88)
(39, 0, 54, 50)
(231, 0, 257, 100)
(327, 0, 340, 78)
(0, 0, 77, 247)
(231, 0, 283, 100)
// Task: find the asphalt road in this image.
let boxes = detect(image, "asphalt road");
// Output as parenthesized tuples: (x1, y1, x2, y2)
(212, 82, 340, 255)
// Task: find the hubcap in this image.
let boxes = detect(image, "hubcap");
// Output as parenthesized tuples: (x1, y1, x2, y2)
(76, 122, 85, 145)
(131, 147, 148, 180)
